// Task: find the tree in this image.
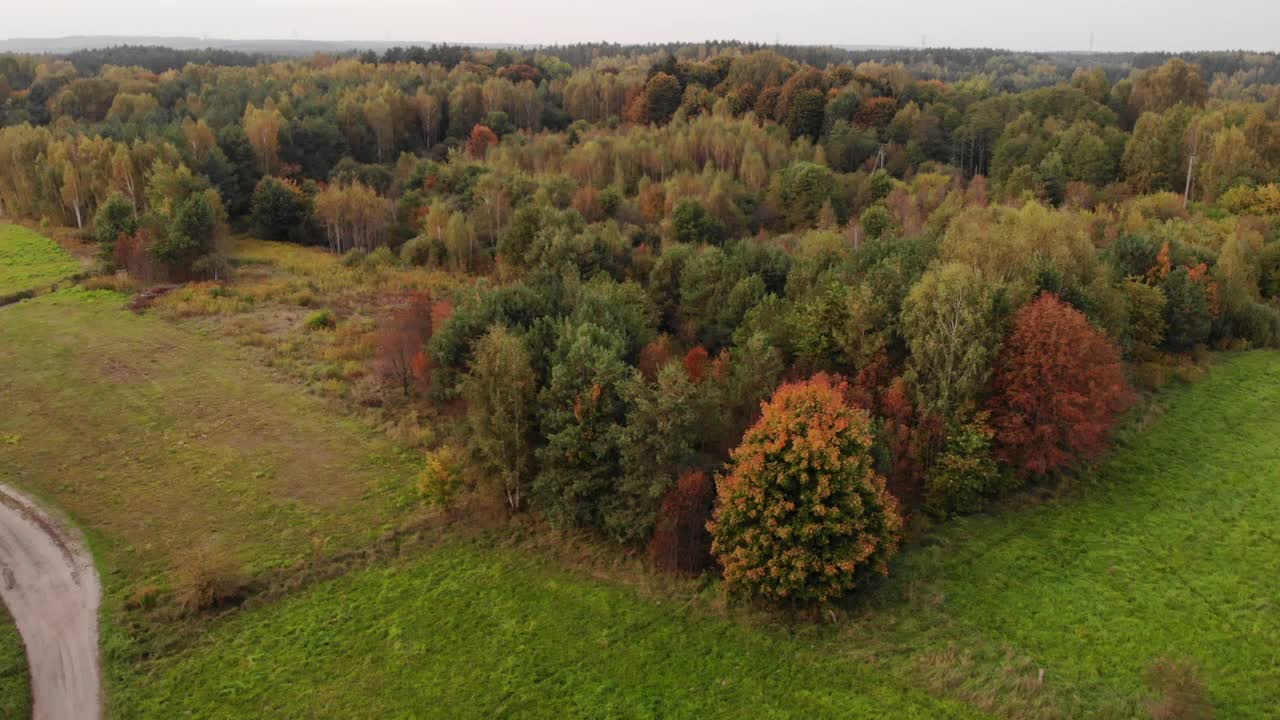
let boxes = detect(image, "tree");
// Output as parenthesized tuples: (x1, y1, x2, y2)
(1160, 267, 1213, 351)
(605, 363, 698, 544)
(709, 374, 903, 604)
(533, 321, 631, 530)
(466, 124, 498, 159)
(242, 103, 284, 174)
(987, 293, 1134, 477)
(901, 263, 1002, 418)
(671, 199, 725, 245)
(250, 176, 310, 243)
(641, 72, 683, 125)
(464, 325, 538, 512)
(377, 292, 437, 397)
(93, 191, 136, 257)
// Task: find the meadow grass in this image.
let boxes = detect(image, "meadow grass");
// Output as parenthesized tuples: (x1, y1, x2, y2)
(0, 606, 30, 720)
(4, 283, 1278, 718)
(103, 351, 1280, 719)
(0, 224, 82, 297)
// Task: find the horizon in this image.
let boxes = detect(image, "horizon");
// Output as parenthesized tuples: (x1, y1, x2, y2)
(3, 33, 1278, 57)
(4, 0, 1279, 54)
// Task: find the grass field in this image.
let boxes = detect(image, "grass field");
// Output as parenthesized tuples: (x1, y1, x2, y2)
(3, 283, 1278, 718)
(105, 347, 1280, 718)
(0, 224, 82, 298)
(0, 607, 30, 720)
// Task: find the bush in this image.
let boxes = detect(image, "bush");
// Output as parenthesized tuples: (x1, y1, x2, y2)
(400, 235, 444, 267)
(174, 546, 245, 615)
(304, 310, 336, 331)
(340, 248, 367, 268)
(418, 445, 466, 510)
(709, 374, 903, 604)
(1145, 657, 1215, 720)
(924, 413, 1006, 517)
(649, 470, 715, 575)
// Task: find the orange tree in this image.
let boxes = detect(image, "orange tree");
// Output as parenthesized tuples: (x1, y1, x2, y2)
(708, 374, 903, 604)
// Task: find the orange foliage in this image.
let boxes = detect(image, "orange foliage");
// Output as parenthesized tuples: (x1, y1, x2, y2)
(709, 374, 903, 603)
(987, 293, 1135, 476)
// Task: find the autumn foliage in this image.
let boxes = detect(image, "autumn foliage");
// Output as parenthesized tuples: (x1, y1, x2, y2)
(649, 470, 715, 575)
(708, 374, 903, 604)
(987, 293, 1135, 476)
(466, 124, 498, 158)
(378, 292, 449, 396)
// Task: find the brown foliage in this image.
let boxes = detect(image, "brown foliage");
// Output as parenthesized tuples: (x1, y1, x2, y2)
(649, 470, 715, 575)
(638, 334, 678, 381)
(174, 545, 245, 615)
(987, 293, 1135, 476)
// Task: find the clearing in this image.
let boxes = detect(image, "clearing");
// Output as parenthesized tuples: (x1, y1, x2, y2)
(0, 224, 84, 299)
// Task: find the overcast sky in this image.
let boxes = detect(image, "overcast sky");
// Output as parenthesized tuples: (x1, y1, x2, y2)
(6, 0, 1278, 52)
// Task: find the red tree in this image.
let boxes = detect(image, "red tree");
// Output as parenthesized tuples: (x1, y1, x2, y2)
(683, 346, 709, 384)
(638, 335, 677, 381)
(987, 293, 1135, 476)
(378, 292, 439, 396)
(466, 124, 498, 158)
(649, 470, 715, 575)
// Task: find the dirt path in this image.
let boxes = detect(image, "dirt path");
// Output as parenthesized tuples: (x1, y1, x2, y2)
(0, 484, 101, 720)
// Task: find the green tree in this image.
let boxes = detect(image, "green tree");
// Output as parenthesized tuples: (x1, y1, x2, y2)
(464, 325, 538, 512)
(901, 263, 1002, 417)
(533, 321, 631, 530)
(93, 191, 136, 257)
(250, 176, 310, 243)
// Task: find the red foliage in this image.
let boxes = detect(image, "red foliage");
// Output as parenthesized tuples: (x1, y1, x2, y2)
(878, 376, 944, 508)
(649, 470, 715, 575)
(378, 291, 438, 396)
(638, 334, 677, 381)
(683, 346, 709, 384)
(987, 293, 1135, 476)
(466, 124, 498, 158)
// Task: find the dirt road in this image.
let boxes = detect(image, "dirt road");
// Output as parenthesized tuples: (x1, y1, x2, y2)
(0, 484, 101, 720)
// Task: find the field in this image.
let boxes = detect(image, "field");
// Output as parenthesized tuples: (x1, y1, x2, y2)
(105, 349, 1280, 718)
(0, 224, 83, 299)
(2, 260, 1279, 717)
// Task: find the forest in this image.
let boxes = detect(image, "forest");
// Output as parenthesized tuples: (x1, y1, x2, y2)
(2, 39, 1280, 608)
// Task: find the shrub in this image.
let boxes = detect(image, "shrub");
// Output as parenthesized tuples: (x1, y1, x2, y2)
(174, 545, 245, 615)
(649, 470, 715, 575)
(304, 310, 336, 331)
(924, 413, 1006, 517)
(709, 374, 903, 604)
(340, 248, 367, 268)
(1145, 657, 1215, 720)
(418, 445, 466, 510)
(1121, 278, 1167, 359)
(988, 293, 1135, 476)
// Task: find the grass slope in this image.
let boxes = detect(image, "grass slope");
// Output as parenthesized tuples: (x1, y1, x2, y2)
(0, 224, 81, 297)
(109, 351, 1280, 719)
(115, 544, 985, 719)
(886, 350, 1280, 717)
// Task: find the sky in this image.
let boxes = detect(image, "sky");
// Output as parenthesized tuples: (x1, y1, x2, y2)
(5, 0, 1279, 53)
